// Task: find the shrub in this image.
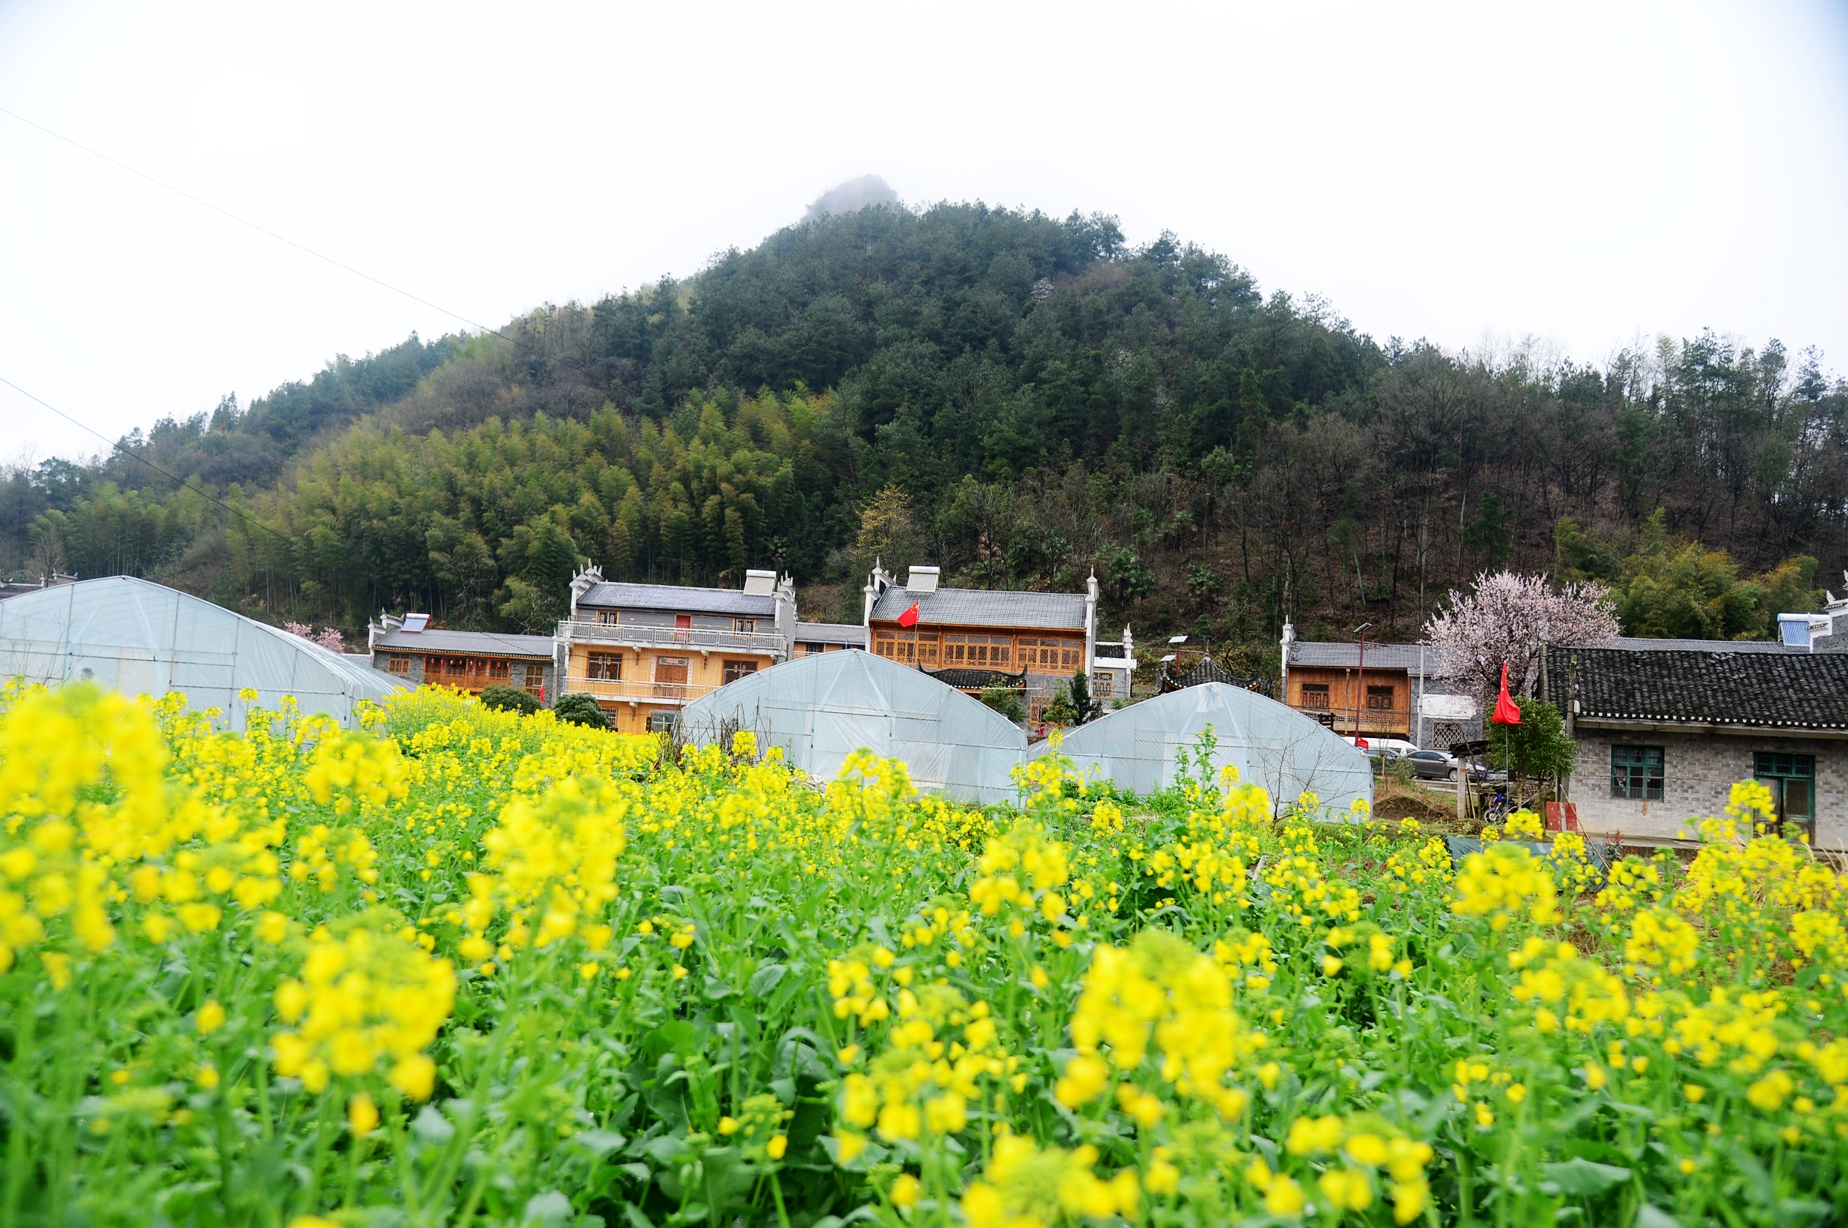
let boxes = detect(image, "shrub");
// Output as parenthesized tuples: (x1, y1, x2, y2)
(477, 685, 541, 715)
(552, 692, 610, 729)
(979, 684, 1026, 722)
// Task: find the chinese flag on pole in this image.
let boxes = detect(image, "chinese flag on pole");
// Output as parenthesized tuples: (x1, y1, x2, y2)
(897, 602, 921, 628)
(1490, 663, 1523, 725)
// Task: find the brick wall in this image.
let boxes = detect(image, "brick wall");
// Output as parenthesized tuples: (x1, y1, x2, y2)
(1567, 729, 1848, 849)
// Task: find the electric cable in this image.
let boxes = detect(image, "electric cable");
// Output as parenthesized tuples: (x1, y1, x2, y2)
(0, 104, 622, 390)
(0, 374, 293, 546)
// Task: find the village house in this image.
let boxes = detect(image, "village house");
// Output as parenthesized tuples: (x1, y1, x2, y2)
(368, 613, 557, 699)
(1279, 625, 1476, 748)
(554, 566, 801, 734)
(862, 564, 1133, 722)
(1544, 643, 1848, 849)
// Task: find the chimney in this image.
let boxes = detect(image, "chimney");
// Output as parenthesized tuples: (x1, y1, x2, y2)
(742, 569, 777, 597)
(906, 566, 941, 594)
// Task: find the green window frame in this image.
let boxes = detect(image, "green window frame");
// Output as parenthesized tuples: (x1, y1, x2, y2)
(1753, 752, 1816, 839)
(1610, 745, 1664, 800)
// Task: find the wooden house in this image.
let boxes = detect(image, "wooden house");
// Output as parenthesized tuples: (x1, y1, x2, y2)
(367, 615, 557, 699)
(862, 565, 1132, 724)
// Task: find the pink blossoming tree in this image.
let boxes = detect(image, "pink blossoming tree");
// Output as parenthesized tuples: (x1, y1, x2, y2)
(283, 621, 347, 654)
(1424, 571, 1619, 712)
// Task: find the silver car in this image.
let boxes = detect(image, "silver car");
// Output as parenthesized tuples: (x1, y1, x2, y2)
(1404, 749, 1459, 780)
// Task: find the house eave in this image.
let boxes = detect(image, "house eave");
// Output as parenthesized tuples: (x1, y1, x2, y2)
(1574, 717, 1848, 741)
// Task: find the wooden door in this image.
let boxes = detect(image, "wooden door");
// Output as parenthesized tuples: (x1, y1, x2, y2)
(675, 614, 692, 643)
(654, 656, 690, 699)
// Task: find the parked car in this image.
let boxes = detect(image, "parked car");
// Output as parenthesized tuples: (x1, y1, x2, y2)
(1404, 749, 1459, 780)
(1345, 737, 1420, 760)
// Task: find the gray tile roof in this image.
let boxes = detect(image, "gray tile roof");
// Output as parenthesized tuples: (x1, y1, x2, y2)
(927, 666, 1023, 690)
(1287, 642, 1444, 673)
(1289, 635, 1801, 674)
(869, 585, 1086, 631)
(577, 582, 774, 617)
(375, 628, 557, 657)
(793, 622, 865, 645)
(1546, 645, 1848, 731)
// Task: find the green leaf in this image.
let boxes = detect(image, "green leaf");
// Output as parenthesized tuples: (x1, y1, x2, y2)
(1542, 1158, 1630, 1196)
(1634, 1206, 1680, 1228)
(750, 962, 787, 997)
(571, 1129, 627, 1158)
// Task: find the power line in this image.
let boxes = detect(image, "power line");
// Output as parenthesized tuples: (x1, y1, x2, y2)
(0, 374, 292, 547)
(0, 104, 620, 389)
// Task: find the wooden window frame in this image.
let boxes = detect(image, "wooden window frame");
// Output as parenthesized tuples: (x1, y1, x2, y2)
(722, 659, 759, 684)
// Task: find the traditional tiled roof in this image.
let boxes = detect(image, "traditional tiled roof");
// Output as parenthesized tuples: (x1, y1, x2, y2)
(927, 666, 1024, 690)
(1288, 636, 1800, 675)
(1545, 645, 1848, 731)
(869, 585, 1086, 631)
(792, 622, 866, 646)
(577, 582, 774, 617)
(1158, 655, 1241, 690)
(374, 628, 556, 657)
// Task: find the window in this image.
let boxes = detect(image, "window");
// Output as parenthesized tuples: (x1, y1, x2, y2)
(595, 609, 620, 626)
(722, 660, 759, 684)
(587, 652, 622, 682)
(943, 635, 1012, 667)
(1093, 672, 1114, 699)
(386, 655, 410, 675)
(1366, 685, 1394, 711)
(733, 618, 757, 635)
(521, 665, 545, 698)
(1016, 638, 1078, 670)
(1610, 746, 1664, 800)
(873, 629, 935, 665)
(1755, 752, 1816, 839)
(647, 711, 676, 733)
(1300, 683, 1331, 710)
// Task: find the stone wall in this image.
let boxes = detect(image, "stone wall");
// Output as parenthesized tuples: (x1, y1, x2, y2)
(1566, 729, 1848, 849)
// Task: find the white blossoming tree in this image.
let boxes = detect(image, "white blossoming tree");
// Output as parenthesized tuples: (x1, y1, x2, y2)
(1424, 571, 1620, 712)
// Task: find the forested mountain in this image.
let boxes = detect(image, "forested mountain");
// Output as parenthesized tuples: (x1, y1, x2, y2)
(3, 202, 1843, 657)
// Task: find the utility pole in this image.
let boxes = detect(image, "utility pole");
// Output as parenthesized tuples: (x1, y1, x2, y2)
(1352, 622, 1372, 748)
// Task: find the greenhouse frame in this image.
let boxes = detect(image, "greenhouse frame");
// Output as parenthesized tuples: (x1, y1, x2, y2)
(1044, 681, 1373, 815)
(676, 649, 1028, 804)
(0, 576, 404, 727)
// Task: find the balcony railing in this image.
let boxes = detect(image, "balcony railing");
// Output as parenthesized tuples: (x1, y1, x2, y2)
(558, 617, 785, 655)
(1291, 705, 1409, 736)
(565, 676, 722, 705)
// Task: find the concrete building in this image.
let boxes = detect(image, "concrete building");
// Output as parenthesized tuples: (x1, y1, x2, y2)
(558, 567, 797, 733)
(1544, 644, 1848, 848)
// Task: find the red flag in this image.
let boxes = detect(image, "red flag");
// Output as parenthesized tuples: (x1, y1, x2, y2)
(897, 601, 920, 628)
(1490, 663, 1522, 725)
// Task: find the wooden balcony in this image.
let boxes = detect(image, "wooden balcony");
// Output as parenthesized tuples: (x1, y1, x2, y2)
(565, 676, 721, 706)
(558, 617, 784, 656)
(1290, 705, 1410, 738)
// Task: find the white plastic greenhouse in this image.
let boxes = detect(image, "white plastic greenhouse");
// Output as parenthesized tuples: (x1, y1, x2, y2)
(1044, 682, 1373, 815)
(676, 650, 1028, 804)
(0, 576, 405, 727)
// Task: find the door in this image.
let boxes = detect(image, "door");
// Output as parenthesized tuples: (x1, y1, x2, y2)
(674, 614, 692, 644)
(654, 656, 690, 700)
(1754, 752, 1816, 843)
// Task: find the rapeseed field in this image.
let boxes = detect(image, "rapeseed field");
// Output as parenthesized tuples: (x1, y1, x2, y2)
(0, 681, 1842, 1227)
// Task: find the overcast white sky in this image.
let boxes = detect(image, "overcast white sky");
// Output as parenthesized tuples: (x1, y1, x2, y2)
(3, 0, 1845, 465)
